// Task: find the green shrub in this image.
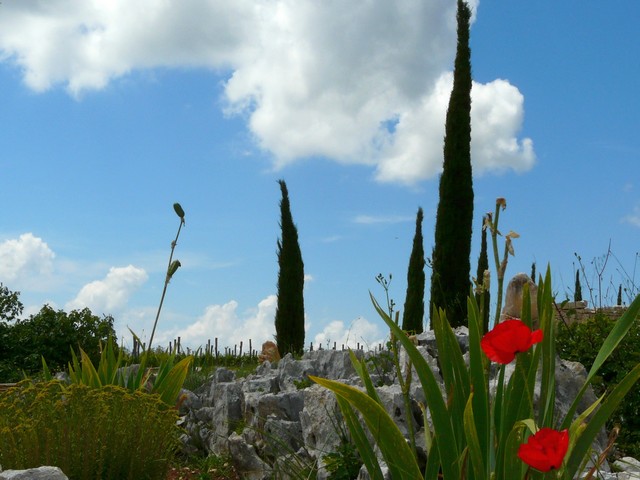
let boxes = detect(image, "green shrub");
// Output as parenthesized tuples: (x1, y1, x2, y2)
(556, 312, 640, 459)
(0, 380, 181, 479)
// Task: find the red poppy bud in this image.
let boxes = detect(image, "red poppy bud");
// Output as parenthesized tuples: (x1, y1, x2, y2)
(480, 319, 543, 364)
(518, 428, 569, 472)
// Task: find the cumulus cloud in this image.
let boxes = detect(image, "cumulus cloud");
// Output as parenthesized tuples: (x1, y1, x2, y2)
(166, 295, 278, 351)
(0, 233, 55, 286)
(0, 0, 533, 184)
(313, 317, 386, 351)
(66, 265, 148, 313)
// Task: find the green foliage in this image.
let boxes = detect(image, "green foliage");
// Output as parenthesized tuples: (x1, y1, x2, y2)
(323, 442, 362, 479)
(43, 336, 193, 407)
(430, 0, 474, 328)
(314, 269, 640, 479)
(556, 312, 640, 459)
(275, 179, 306, 356)
(0, 380, 180, 479)
(0, 283, 23, 323)
(0, 304, 116, 382)
(293, 376, 314, 390)
(402, 207, 425, 334)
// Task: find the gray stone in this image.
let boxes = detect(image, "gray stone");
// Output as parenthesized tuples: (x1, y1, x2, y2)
(0, 467, 68, 480)
(501, 272, 539, 326)
(614, 457, 640, 475)
(228, 432, 271, 480)
(299, 385, 341, 459)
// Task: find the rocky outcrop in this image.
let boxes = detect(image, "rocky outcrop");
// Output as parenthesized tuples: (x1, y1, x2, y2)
(0, 467, 68, 480)
(178, 330, 625, 479)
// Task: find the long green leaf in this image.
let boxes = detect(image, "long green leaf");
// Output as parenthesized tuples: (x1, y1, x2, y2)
(349, 349, 382, 405)
(467, 295, 490, 475)
(79, 348, 101, 388)
(370, 293, 460, 479)
(310, 376, 422, 479)
(463, 393, 485, 479)
(335, 395, 385, 480)
(564, 362, 640, 479)
(153, 356, 193, 406)
(561, 292, 640, 430)
(538, 267, 556, 427)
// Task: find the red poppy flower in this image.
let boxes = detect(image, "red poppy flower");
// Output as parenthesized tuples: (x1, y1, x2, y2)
(518, 428, 569, 472)
(480, 319, 543, 364)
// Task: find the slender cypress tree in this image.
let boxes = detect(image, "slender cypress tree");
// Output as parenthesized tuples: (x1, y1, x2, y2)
(429, 0, 474, 328)
(274, 180, 305, 356)
(617, 284, 623, 306)
(531, 262, 536, 282)
(475, 215, 490, 334)
(402, 207, 425, 334)
(574, 270, 583, 302)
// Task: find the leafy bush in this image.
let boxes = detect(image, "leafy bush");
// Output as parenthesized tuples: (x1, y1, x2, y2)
(0, 304, 116, 381)
(556, 312, 640, 458)
(0, 380, 180, 479)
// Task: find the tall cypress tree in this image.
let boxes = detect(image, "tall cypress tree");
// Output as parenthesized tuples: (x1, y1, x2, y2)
(429, 0, 474, 328)
(475, 215, 490, 334)
(274, 180, 305, 356)
(402, 207, 425, 334)
(574, 270, 583, 302)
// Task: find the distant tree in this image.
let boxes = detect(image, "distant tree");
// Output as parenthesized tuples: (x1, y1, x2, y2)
(574, 270, 583, 302)
(0, 283, 23, 323)
(531, 262, 536, 282)
(617, 284, 623, 306)
(0, 305, 116, 381)
(430, 0, 474, 328)
(402, 208, 425, 334)
(475, 216, 490, 334)
(274, 180, 305, 356)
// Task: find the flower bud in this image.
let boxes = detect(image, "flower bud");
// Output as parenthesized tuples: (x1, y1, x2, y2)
(167, 259, 181, 279)
(173, 203, 185, 222)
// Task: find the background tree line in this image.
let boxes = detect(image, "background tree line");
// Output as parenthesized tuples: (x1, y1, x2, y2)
(0, 283, 116, 382)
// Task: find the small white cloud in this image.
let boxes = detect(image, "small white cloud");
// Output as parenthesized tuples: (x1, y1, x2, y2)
(167, 295, 278, 351)
(622, 205, 640, 227)
(353, 214, 414, 225)
(0, 233, 55, 287)
(313, 317, 385, 350)
(66, 265, 148, 313)
(304, 274, 314, 283)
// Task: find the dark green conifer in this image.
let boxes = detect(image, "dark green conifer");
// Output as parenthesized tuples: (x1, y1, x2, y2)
(531, 262, 536, 282)
(475, 216, 490, 334)
(617, 284, 623, 306)
(430, 0, 474, 328)
(402, 208, 425, 334)
(274, 180, 305, 356)
(574, 270, 583, 302)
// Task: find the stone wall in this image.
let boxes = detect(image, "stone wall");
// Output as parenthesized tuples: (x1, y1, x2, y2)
(555, 301, 627, 325)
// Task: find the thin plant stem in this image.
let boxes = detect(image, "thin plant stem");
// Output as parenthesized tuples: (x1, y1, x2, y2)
(148, 216, 184, 353)
(490, 201, 504, 327)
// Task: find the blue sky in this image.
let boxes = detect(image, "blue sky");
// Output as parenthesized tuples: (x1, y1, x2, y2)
(1, 1, 638, 353)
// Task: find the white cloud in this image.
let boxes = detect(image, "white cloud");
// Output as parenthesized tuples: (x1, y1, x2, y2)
(66, 265, 148, 313)
(375, 75, 535, 183)
(164, 294, 278, 351)
(0, 233, 55, 287)
(622, 205, 640, 227)
(353, 214, 414, 225)
(0, 0, 533, 184)
(313, 317, 386, 351)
